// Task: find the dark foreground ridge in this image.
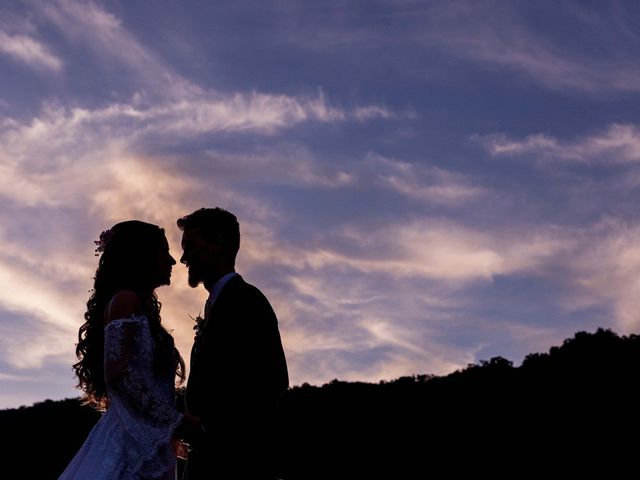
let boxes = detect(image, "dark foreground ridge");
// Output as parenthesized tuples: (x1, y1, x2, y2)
(2, 328, 638, 478)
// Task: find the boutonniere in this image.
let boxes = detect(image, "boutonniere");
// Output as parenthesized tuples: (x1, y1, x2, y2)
(189, 312, 207, 339)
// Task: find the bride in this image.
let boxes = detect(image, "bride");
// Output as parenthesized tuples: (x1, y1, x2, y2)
(59, 221, 199, 479)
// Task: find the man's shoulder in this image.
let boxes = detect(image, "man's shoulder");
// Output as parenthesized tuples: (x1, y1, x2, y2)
(221, 274, 250, 292)
(222, 276, 273, 310)
(229, 276, 268, 300)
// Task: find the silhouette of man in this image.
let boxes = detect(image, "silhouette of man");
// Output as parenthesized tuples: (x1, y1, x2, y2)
(177, 207, 289, 479)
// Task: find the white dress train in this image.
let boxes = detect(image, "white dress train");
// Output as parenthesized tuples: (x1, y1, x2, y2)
(59, 315, 183, 480)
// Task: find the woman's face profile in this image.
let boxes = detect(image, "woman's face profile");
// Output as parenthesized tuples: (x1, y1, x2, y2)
(152, 235, 176, 287)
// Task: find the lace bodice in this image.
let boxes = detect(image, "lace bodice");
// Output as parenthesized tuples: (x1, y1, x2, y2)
(103, 314, 182, 478)
(105, 315, 178, 418)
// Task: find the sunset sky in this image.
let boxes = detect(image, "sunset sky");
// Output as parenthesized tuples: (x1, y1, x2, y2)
(3, 0, 640, 409)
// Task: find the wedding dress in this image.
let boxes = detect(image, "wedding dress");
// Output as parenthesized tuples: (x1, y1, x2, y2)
(59, 315, 182, 480)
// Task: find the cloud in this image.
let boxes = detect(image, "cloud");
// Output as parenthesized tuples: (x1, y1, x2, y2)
(558, 219, 640, 334)
(34, 0, 192, 97)
(352, 105, 397, 121)
(324, 220, 568, 283)
(359, 316, 471, 377)
(147, 90, 347, 135)
(0, 95, 348, 169)
(0, 98, 357, 213)
(432, 30, 614, 92)
(477, 124, 640, 164)
(0, 30, 62, 72)
(28, 0, 397, 126)
(368, 154, 489, 205)
(412, 0, 640, 92)
(0, 93, 394, 205)
(252, 256, 475, 384)
(238, 0, 640, 93)
(0, 372, 34, 381)
(202, 146, 354, 187)
(0, 265, 78, 369)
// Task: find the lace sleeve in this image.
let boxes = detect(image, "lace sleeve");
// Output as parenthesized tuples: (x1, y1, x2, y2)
(104, 315, 183, 479)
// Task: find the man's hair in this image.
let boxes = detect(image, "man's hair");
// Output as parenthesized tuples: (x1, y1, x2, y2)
(177, 207, 240, 260)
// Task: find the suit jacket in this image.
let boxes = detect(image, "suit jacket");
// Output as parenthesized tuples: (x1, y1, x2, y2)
(184, 274, 289, 479)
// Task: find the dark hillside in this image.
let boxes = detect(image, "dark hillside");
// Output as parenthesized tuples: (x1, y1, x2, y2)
(2, 328, 638, 478)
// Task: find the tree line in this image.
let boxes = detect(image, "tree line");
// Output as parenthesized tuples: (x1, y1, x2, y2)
(1, 327, 638, 478)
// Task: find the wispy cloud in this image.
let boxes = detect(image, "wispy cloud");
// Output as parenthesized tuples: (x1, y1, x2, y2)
(202, 146, 354, 187)
(413, 0, 640, 92)
(241, 215, 573, 285)
(35, 0, 193, 97)
(28, 0, 394, 126)
(0, 372, 35, 381)
(0, 30, 62, 72)
(243, 0, 640, 93)
(148, 90, 347, 135)
(477, 124, 640, 163)
(559, 219, 640, 333)
(368, 154, 489, 205)
(0, 257, 79, 368)
(352, 105, 398, 121)
(0, 96, 349, 170)
(256, 259, 474, 383)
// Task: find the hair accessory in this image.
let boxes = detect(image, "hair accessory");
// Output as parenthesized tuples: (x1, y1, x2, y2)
(94, 228, 114, 256)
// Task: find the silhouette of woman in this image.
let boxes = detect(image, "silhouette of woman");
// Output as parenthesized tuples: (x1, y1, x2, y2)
(59, 221, 198, 480)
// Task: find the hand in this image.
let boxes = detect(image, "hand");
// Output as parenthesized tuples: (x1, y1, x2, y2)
(173, 438, 190, 460)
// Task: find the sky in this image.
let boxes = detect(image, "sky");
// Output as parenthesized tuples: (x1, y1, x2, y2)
(2, 0, 640, 409)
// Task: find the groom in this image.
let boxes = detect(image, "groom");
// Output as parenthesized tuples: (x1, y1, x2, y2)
(177, 207, 289, 479)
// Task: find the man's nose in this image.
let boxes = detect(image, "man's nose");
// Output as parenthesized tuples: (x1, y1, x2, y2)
(180, 253, 187, 264)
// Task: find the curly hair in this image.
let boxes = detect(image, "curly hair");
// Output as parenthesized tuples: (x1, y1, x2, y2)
(74, 220, 185, 410)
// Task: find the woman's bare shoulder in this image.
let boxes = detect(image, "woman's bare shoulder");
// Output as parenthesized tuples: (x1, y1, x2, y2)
(105, 290, 144, 325)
